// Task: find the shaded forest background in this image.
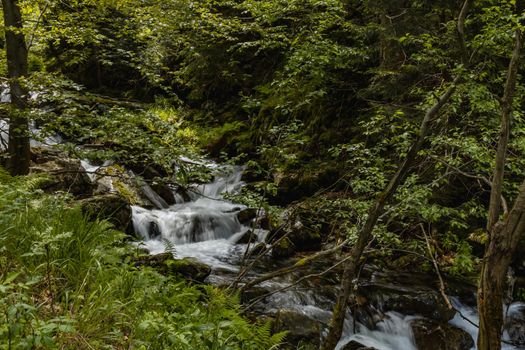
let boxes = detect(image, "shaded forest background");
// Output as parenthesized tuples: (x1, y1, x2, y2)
(2, 0, 525, 349)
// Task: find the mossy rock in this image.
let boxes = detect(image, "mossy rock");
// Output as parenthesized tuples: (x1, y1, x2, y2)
(79, 193, 132, 232)
(134, 253, 211, 283)
(272, 237, 295, 259)
(272, 309, 321, 348)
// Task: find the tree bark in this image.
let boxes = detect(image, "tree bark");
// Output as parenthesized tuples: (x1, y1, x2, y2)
(457, 0, 472, 64)
(477, 27, 523, 350)
(2, 0, 30, 175)
(321, 79, 458, 350)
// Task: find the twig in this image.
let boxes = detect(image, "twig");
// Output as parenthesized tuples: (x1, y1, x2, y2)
(420, 223, 453, 310)
(242, 254, 352, 311)
(239, 238, 350, 292)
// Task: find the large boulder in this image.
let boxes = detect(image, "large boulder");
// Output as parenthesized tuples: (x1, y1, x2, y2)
(273, 309, 321, 348)
(134, 252, 211, 283)
(31, 156, 94, 198)
(79, 193, 132, 232)
(411, 319, 474, 350)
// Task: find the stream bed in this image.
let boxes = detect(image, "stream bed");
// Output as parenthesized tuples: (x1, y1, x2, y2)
(124, 162, 523, 349)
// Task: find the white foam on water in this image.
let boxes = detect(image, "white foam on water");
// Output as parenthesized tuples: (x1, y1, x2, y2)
(450, 298, 524, 350)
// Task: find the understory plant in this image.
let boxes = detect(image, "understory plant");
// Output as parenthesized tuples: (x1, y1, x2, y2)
(0, 168, 284, 349)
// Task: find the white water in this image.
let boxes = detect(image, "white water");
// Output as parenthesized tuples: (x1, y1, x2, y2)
(132, 164, 260, 273)
(130, 161, 525, 350)
(0, 119, 63, 151)
(450, 298, 524, 350)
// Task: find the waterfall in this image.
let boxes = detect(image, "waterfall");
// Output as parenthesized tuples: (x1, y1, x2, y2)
(131, 164, 258, 271)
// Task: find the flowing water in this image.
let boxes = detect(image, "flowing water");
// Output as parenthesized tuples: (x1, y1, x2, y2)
(104, 160, 525, 349)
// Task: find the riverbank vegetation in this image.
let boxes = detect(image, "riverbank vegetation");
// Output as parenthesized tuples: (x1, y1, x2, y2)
(2, 0, 525, 349)
(0, 170, 283, 349)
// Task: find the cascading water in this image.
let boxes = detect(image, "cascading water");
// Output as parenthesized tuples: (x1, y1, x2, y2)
(132, 164, 260, 273)
(130, 162, 524, 350)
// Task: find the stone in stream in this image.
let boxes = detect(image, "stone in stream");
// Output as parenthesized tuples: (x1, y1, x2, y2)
(79, 193, 132, 232)
(148, 221, 161, 239)
(248, 242, 267, 257)
(341, 340, 377, 350)
(235, 229, 258, 244)
(240, 286, 270, 304)
(411, 319, 474, 350)
(357, 281, 456, 323)
(133, 252, 211, 282)
(150, 181, 176, 206)
(272, 309, 321, 348)
(236, 208, 257, 224)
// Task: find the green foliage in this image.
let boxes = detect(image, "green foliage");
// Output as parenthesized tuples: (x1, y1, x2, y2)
(0, 170, 281, 349)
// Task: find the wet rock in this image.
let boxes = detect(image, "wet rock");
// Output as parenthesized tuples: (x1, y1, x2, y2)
(411, 319, 474, 350)
(504, 304, 525, 346)
(174, 187, 192, 203)
(150, 182, 176, 205)
(267, 220, 321, 252)
(31, 157, 94, 198)
(148, 221, 162, 239)
(79, 193, 131, 232)
(248, 242, 267, 257)
(358, 282, 456, 323)
(273, 309, 321, 347)
(255, 215, 271, 230)
(288, 221, 322, 252)
(240, 286, 269, 304)
(341, 340, 377, 350)
(237, 208, 257, 224)
(235, 230, 258, 244)
(272, 237, 295, 259)
(134, 252, 211, 283)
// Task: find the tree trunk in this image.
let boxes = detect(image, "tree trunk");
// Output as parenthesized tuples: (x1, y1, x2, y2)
(379, 12, 404, 69)
(2, 0, 30, 175)
(477, 28, 523, 350)
(321, 79, 458, 350)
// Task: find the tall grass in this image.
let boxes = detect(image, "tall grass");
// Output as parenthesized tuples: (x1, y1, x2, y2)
(0, 169, 284, 349)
